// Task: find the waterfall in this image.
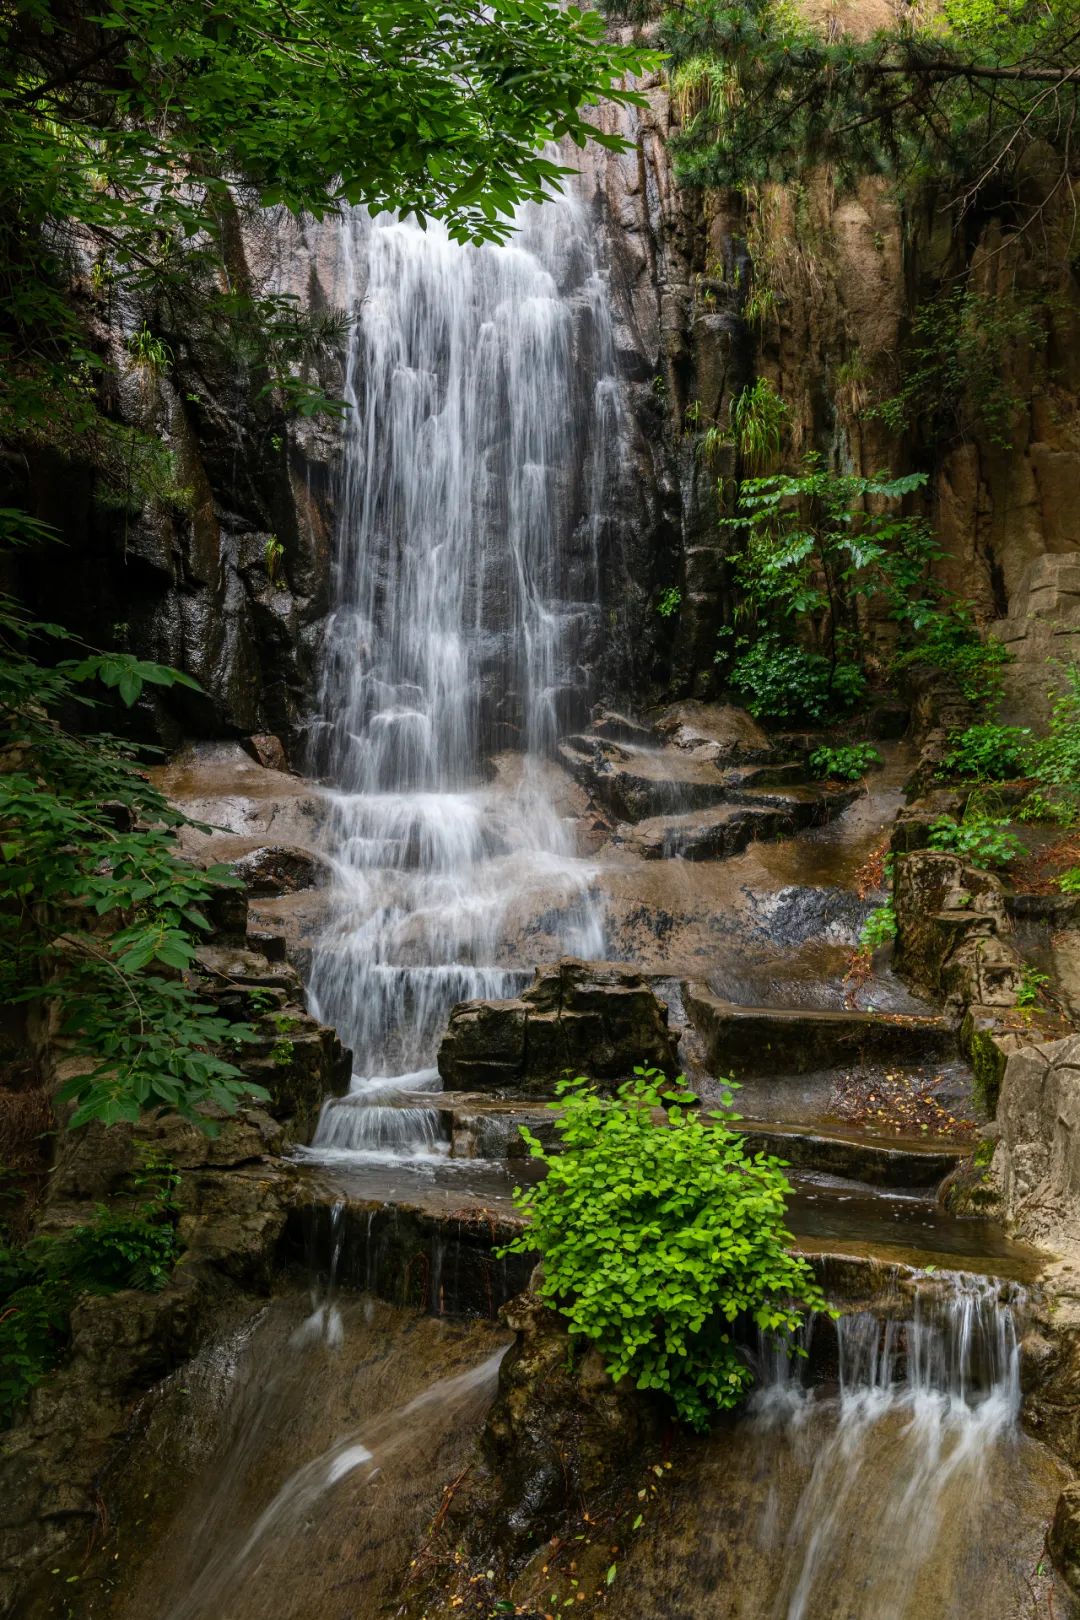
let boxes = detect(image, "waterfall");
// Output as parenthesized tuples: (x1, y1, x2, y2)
(304, 191, 615, 1162)
(750, 1274, 1029, 1620)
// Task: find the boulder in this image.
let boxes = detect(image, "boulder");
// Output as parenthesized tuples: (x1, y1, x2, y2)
(557, 734, 730, 823)
(991, 1031, 1080, 1253)
(437, 959, 680, 1093)
(472, 1292, 658, 1555)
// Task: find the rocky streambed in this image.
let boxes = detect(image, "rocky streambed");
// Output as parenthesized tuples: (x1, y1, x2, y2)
(5, 699, 1076, 1619)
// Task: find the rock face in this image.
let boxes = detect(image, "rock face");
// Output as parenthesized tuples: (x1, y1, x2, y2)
(1050, 1484, 1080, 1602)
(471, 1293, 658, 1556)
(893, 850, 1023, 1010)
(991, 1033, 1080, 1254)
(990, 554, 1080, 727)
(437, 959, 680, 1093)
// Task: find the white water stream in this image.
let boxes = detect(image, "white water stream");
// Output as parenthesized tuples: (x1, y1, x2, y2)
(745, 1275, 1033, 1620)
(304, 193, 616, 1163)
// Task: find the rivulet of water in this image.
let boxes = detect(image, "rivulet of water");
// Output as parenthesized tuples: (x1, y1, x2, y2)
(304, 193, 619, 1161)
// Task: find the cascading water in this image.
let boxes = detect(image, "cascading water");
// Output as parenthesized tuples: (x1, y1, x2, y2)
(742, 1274, 1035, 1620)
(304, 189, 618, 1162)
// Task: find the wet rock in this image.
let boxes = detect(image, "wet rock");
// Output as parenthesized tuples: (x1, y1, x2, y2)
(683, 983, 956, 1075)
(241, 733, 289, 772)
(242, 1015, 351, 1138)
(288, 1195, 533, 1318)
(651, 699, 774, 763)
(587, 707, 655, 744)
(462, 1292, 659, 1557)
(557, 733, 730, 822)
(438, 958, 680, 1093)
(615, 782, 857, 860)
(736, 1125, 964, 1190)
(615, 802, 785, 860)
(893, 850, 1023, 1010)
(1050, 1483, 1080, 1599)
(231, 842, 329, 896)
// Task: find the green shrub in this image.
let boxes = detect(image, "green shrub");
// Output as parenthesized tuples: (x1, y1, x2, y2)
(657, 586, 682, 619)
(1017, 791, 1076, 827)
(727, 633, 865, 724)
(501, 1070, 830, 1432)
(1058, 867, 1080, 894)
(927, 812, 1023, 868)
(810, 743, 881, 781)
(938, 723, 1031, 781)
(892, 610, 1011, 705)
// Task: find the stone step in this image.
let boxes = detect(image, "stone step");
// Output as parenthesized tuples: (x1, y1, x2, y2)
(683, 983, 958, 1075)
(735, 1120, 966, 1190)
(431, 1098, 966, 1192)
(613, 780, 857, 860)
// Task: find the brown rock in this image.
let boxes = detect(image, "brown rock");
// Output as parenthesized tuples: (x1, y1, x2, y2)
(241, 733, 290, 772)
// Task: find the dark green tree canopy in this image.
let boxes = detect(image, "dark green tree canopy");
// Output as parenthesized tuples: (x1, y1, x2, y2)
(2, 0, 653, 439)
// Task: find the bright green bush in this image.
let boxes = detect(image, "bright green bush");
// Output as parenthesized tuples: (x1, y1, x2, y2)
(1059, 868, 1080, 894)
(938, 723, 1030, 781)
(501, 1070, 830, 1431)
(810, 743, 881, 781)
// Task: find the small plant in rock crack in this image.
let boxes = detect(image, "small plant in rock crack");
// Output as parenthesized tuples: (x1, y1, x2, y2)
(499, 1068, 832, 1431)
(810, 743, 881, 782)
(657, 586, 682, 619)
(264, 534, 285, 587)
(858, 898, 897, 951)
(1015, 966, 1052, 1009)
